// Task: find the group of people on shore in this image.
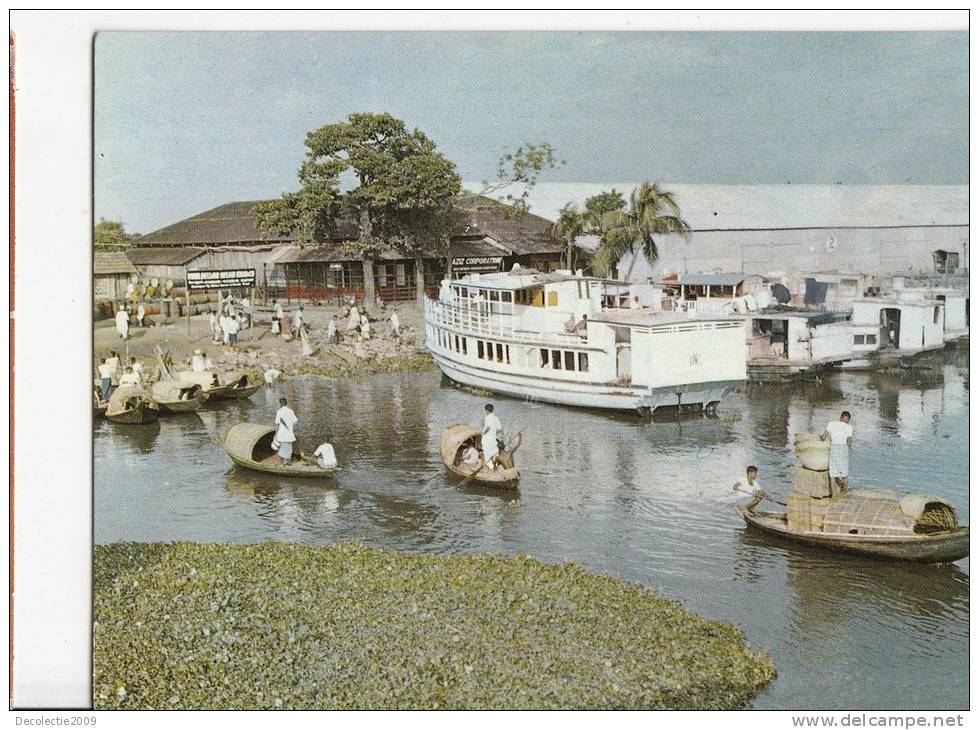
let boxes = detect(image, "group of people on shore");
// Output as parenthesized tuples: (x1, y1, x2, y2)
(96, 351, 146, 402)
(209, 296, 251, 350)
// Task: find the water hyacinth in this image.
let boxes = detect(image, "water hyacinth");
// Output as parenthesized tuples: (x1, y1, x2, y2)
(94, 542, 775, 710)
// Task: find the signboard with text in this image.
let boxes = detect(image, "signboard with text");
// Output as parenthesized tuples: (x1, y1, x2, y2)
(452, 256, 503, 274)
(186, 268, 257, 291)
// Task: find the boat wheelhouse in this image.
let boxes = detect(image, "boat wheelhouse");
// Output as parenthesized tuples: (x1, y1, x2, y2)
(424, 269, 747, 414)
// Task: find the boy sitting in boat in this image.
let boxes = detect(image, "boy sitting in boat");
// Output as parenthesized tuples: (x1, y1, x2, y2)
(455, 443, 481, 468)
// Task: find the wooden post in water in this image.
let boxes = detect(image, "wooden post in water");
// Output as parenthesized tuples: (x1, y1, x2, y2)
(185, 266, 191, 339)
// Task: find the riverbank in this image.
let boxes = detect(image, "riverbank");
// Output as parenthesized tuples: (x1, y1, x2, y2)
(94, 301, 436, 381)
(94, 542, 775, 710)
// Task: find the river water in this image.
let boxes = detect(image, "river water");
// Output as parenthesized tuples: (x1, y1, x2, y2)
(95, 346, 969, 710)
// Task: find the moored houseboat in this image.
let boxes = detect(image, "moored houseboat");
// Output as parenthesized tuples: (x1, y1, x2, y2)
(424, 268, 747, 415)
(842, 296, 946, 370)
(738, 309, 853, 382)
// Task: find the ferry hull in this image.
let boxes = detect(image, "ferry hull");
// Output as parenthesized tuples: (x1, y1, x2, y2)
(432, 351, 739, 413)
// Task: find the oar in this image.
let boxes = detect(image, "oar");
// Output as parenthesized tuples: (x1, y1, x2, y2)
(460, 459, 489, 486)
(732, 484, 786, 506)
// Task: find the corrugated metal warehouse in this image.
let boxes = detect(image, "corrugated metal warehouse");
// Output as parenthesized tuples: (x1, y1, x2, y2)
(520, 184, 968, 279)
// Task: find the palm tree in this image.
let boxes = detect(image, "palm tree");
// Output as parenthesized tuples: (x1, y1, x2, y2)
(593, 182, 690, 280)
(549, 203, 587, 271)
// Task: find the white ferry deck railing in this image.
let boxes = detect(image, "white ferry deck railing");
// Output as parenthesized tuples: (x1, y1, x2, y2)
(426, 298, 589, 348)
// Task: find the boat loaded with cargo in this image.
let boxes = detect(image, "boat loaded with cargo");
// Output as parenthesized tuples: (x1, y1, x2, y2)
(424, 268, 747, 415)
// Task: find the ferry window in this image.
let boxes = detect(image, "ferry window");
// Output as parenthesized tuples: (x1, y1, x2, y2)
(532, 289, 545, 307)
(564, 351, 575, 370)
(496, 343, 504, 362)
(578, 353, 589, 372)
(462, 338, 468, 355)
(489, 290, 500, 302)
(477, 341, 485, 359)
(854, 334, 866, 345)
(454, 335, 460, 352)
(505, 345, 511, 364)
(547, 291, 559, 307)
(502, 291, 513, 304)
(540, 349, 549, 368)
(552, 350, 562, 370)
(934, 306, 941, 324)
(866, 334, 877, 345)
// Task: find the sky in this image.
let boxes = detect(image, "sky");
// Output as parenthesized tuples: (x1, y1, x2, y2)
(94, 31, 968, 234)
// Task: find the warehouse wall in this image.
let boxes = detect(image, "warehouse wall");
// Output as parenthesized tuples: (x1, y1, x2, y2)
(621, 225, 969, 279)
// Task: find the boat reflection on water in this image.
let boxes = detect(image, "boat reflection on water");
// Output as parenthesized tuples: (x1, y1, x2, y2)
(99, 419, 161, 455)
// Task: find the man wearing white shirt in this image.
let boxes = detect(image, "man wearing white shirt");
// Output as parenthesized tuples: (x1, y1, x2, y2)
(226, 315, 240, 349)
(119, 367, 141, 388)
(115, 307, 129, 340)
(313, 437, 338, 470)
(274, 398, 299, 463)
(821, 411, 854, 493)
(293, 306, 304, 337)
(97, 358, 114, 401)
(129, 357, 144, 384)
(482, 403, 502, 470)
(241, 297, 252, 329)
(191, 349, 205, 372)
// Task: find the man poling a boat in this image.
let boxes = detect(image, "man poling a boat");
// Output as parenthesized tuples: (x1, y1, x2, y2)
(481, 403, 503, 470)
(273, 398, 299, 463)
(821, 411, 854, 494)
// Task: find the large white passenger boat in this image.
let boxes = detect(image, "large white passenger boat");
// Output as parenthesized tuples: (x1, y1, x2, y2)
(424, 269, 747, 415)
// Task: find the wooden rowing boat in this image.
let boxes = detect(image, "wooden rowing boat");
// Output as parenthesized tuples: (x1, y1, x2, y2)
(151, 380, 210, 414)
(223, 377, 262, 400)
(175, 370, 259, 401)
(439, 423, 520, 488)
(105, 386, 161, 425)
(221, 423, 337, 478)
(739, 488, 969, 563)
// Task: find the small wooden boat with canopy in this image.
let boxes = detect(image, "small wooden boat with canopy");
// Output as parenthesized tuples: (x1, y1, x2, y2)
(740, 488, 969, 563)
(439, 423, 520, 488)
(151, 380, 209, 414)
(158, 345, 259, 402)
(105, 386, 161, 425)
(221, 423, 337, 478)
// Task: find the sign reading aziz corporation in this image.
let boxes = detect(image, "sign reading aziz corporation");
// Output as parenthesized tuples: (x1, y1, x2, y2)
(186, 268, 257, 291)
(452, 256, 503, 274)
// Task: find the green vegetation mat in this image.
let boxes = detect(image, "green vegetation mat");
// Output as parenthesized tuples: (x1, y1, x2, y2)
(94, 542, 775, 709)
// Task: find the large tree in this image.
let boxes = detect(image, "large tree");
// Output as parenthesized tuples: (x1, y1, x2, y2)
(255, 113, 461, 304)
(593, 183, 690, 280)
(94, 218, 138, 250)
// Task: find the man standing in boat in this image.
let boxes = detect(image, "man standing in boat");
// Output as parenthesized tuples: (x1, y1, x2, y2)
(821, 411, 854, 494)
(274, 397, 299, 464)
(482, 403, 502, 470)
